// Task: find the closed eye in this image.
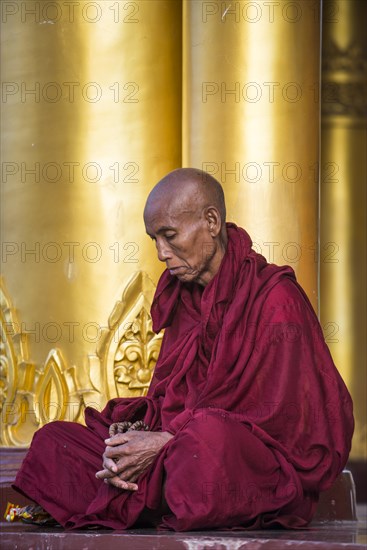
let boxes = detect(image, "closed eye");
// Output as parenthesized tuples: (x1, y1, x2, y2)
(165, 233, 176, 241)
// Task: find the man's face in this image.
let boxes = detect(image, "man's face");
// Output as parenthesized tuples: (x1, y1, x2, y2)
(144, 197, 216, 285)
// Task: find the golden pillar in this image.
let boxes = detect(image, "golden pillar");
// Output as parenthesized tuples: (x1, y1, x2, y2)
(1, 0, 182, 445)
(321, 0, 367, 460)
(183, 0, 321, 309)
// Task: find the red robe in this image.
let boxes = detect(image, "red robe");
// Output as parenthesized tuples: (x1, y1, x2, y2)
(13, 224, 354, 530)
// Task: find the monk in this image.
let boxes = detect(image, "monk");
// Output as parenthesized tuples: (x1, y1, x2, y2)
(13, 168, 353, 531)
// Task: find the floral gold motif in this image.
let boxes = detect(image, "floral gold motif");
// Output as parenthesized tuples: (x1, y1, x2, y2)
(89, 271, 163, 400)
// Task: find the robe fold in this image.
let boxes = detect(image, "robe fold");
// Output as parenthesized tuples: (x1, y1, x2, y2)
(13, 224, 354, 531)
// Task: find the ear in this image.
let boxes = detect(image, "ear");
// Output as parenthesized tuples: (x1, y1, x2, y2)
(205, 206, 222, 237)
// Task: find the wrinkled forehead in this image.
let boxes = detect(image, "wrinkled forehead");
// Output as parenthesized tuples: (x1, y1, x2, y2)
(144, 190, 198, 228)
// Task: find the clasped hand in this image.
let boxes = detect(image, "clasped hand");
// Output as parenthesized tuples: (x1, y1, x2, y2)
(95, 430, 173, 491)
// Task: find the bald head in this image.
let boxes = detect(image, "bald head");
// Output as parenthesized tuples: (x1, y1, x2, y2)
(144, 168, 226, 224)
(143, 168, 228, 286)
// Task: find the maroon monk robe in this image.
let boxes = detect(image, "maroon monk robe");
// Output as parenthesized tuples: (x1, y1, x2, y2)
(13, 224, 354, 531)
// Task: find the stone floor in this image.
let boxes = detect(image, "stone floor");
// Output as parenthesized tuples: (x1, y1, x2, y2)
(1, 505, 366, 550)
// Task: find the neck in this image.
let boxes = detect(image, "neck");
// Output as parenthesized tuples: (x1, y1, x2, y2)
(197, 231, 228, 286)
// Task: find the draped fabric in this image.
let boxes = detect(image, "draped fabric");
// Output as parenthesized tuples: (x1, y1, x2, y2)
(14, 224, 354, 531)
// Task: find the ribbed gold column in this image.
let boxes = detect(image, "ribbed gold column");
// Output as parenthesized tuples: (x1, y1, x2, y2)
(1, 1, 181, 443)
(183, 0, 321, 309)
(321, 0, 367, 460)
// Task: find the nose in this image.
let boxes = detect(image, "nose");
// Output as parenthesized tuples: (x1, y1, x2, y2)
(155, 238, 172, 262)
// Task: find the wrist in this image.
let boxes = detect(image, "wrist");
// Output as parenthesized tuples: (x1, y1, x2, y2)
(160, 431, 174, 445)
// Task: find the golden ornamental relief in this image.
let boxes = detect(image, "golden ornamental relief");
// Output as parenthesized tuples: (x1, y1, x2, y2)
(0, 279, 82, 445)
(34, 349, 82, 428)
(322, 41, 367, 75)
(114, 308, 161, 395)
(322, 41, 367, 119)
(1, 273, 162, 446)
(89, 271, 163, 400)
(0, 279, 18, 414)
(1, 279, 29, 410)
(1, 278, 36, 446)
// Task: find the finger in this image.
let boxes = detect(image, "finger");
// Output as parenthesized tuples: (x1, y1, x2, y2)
(96, 470, 138, 490)
(104, 434, 130, 446)
(102, 452, 138, 476)
(115, 458, 139, 479)
(105, 456, 135, 477)
(104, 444, 132, 460)
(102, 456, 119, 473)
(120, 469, 139, 483)
(114, 464, 139, 482)
(95, 468, 115, 480)
(105, 476, 138, 491)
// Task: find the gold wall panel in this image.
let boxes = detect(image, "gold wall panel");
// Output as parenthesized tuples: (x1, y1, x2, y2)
(1, 1, 182, 396)
(320, 0, 367, 460)
(183, 0, 321, 309)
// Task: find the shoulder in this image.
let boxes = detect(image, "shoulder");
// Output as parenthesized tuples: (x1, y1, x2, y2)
(248, 275, 327, 352)
(262, 275, 318, 325)
(266, 276, 307, 304)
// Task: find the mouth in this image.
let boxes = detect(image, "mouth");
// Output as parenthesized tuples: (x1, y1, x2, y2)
(168, 266, 186, 275)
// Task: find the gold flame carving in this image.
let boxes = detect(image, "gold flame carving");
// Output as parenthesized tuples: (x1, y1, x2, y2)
(35, 349, 72, 426)
(0, 278, 36, 446)
(89, 271, 163, 400)
(1, 280, 83, 445)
